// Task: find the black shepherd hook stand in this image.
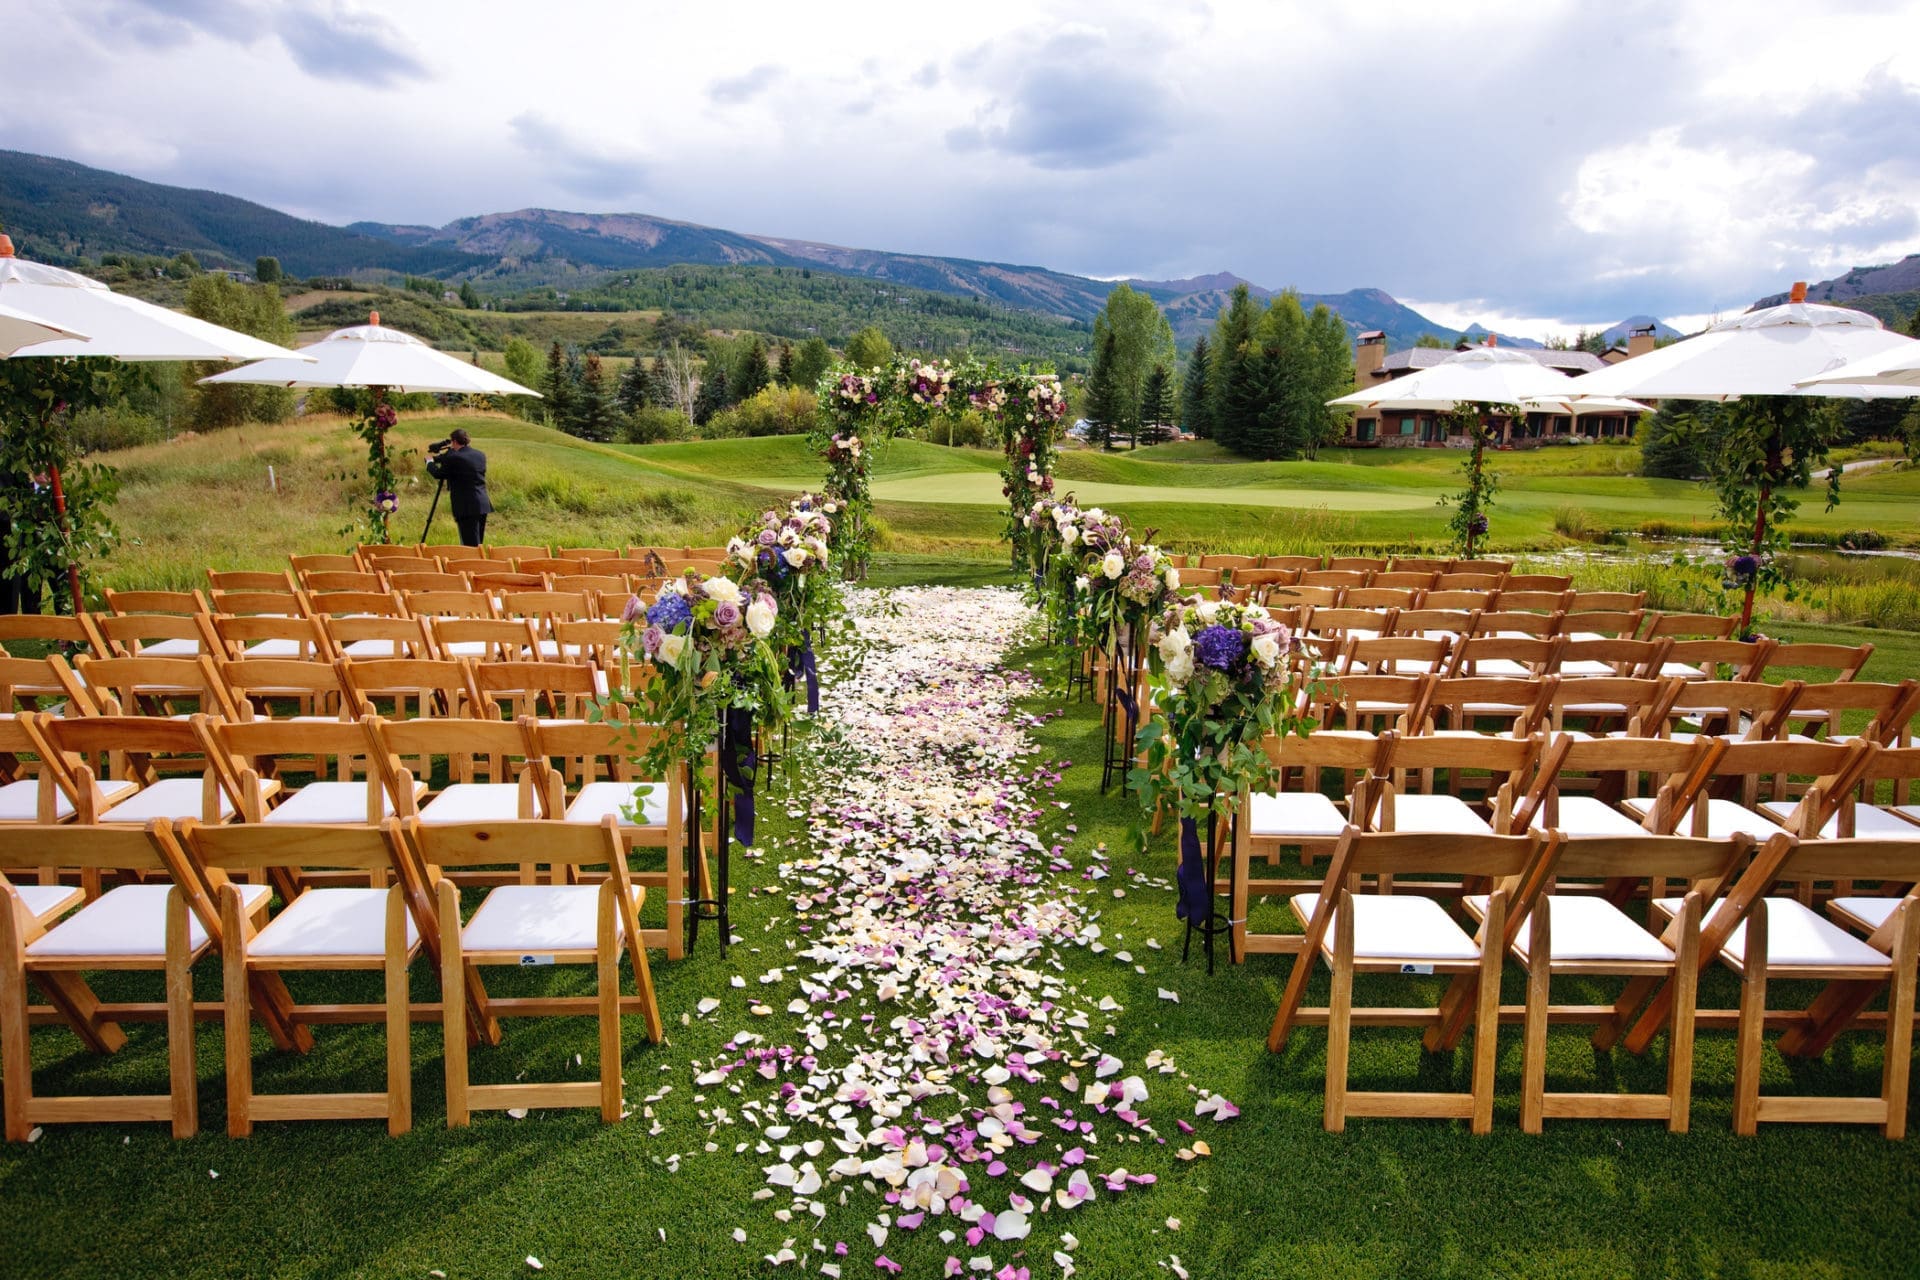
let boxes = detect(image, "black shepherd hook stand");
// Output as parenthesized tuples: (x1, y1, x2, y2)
(683, 757, 732, 955)
(1099, 624, 1143, 796)
(1180, 805, 1239, 975)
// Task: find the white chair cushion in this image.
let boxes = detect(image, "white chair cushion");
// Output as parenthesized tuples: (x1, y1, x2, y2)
(1382, 794, 1492, 835)
(1464, 659, 1533, 678)
(533, 639, 564, 659)
(1622, 796, 1783, 840)
(266, 782, 394, 825)
(1558, 661, 1621, 678)
(28, 882, 269, 958)
(1830, 897, 1902, 932)
(241, 639, 307, 658)
(1246, 790, 1345, 838)
(418, 783, 527, 824)
(1291, 891, 1481, 961)
(1466, 892, 1673, 962)
(1530, 796, 1646, 838)
(99, 777, 239, 824)
(248, 888, 419, 958)
(1756, 802, 1920, 841)
(441, 641, 489, 658)
(1657, 895, 1889, 968)
(341, 638, 408, 658)
(136, 638, 201, 658)
(0, 778, 74, 822)
(461, 883, 639, 954)
(11, 883, 84, 923)
(565, 780, 670, 828)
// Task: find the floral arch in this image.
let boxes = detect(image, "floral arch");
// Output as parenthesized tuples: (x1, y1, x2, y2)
(813, 356, 1068, 579)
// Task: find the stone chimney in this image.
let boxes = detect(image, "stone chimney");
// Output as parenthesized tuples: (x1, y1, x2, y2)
(1627, 323, 1656, 359)
(1354, 331, 1386, 381)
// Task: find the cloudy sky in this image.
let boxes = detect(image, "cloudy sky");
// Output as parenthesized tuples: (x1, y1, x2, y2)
(6, 0, 1919, 338)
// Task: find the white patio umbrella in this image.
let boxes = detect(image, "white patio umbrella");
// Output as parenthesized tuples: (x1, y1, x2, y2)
(0, 301, 87, 356)
(198, 314, 540, 396)
(0, 239, 310, 363)
(1792, 335, 1920, 392)
(0, 234, 311, 613)
(200, 312, 540, 545)
(1563, 293, 1913, 401)
(1517, 394, 1652, 416)
(1327, 345, 1579, 410)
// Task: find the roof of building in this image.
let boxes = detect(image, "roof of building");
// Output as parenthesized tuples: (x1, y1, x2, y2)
(1369, 346, 1607, 378)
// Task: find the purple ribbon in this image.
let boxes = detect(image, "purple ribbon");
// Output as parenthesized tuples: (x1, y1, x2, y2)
(1175, 815, 1213, 924)
(720, 705, 757, 847)
(785, 631, 820, 715)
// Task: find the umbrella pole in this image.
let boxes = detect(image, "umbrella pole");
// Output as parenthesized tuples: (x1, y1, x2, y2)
(46, 464, 83, 617)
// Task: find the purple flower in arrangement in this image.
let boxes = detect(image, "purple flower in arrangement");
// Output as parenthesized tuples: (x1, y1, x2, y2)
(640, 624, 665, 656)
(620, 594, 645, 623)
(758, 529, 779, 547)
(646, 592, 693, 632)
(375, 490, 398, 513)
(373, 403, 398, 429)
(715, 600, 742, 629)
(1192, 623, 1248, 671)
(1728, 554, 1760, 580)
(1468, 513, 1489, 536)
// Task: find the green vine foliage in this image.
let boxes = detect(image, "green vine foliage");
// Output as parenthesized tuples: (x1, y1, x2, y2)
(345, 393, 401, 543)
(0, 357, 123, 610)
(997, 370, 1068, 575)
(1682, 395, 1844, 637)
(1440, 403, 1504, 558)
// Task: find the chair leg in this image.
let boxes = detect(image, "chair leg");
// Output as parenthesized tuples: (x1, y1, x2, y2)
(598, 890, 622, 1124)
(1881, 905, 1917, 1140)
(664, 833, 685, 963)
(1667, 898, 1701, 1134)
(438, 880, 470, 1129)
(1520, 904, 1550, 1135)
(1732, 905, 1768, 1137)
(1324, 897, 1354, 1134)
(1592, 975, 1657, 1053)
(384, 888, 411, 1137)
(221, 887, 253, 1138)
(1470, 893, 1506, 1136)
(165, 891, 197, 1139)
(0, 903, 33, 1142)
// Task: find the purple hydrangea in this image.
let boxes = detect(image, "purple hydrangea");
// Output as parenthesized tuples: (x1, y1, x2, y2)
(646, 592, 693, 632)
(1728, 554, 1760, 579)
(1468, 513, 1490, 536)
(1192, 624, 1248, 672)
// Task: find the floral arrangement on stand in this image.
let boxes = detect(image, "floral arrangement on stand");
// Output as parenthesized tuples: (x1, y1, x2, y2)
(1132, 594, 1321, 965)
(998, 370, 1069, 576)
(727, 496, 838, 713)
(347, 392, 401, 543)
(599, 571, 791, 874)
(1080, 535, 1182, 794)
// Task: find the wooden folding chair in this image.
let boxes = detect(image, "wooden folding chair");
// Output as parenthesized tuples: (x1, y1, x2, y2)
(526, 719, 687, 960)
(1419, 589, 1494, 612)
(552, 619, 624, 668)
(104, 588, 210, 619)
(1560, 610, 1649, 643)
(1422, 675, 1555, 740)
(1339, 634, 1452, 677)
(1450, 560, 1513, 577)
(1384, 556, 1445, 574)
(498, 592, 592, 658)
(1625, 737, 1876, 843)
(95, 612, 217, 661)
(0, 819, 271, 1140)
(1473, 831, 1755, 1131)
(441, 557, 494, 578)
(1198, 554, 1258, 571)
(216, 657, 352, 722)
(300, 570, 390, 595)
(1775, 745, 1920, 841)
(338, 657, 477, 726)
(0, 613, 108, 660)
(430, 617, 540, 663)
(366, 556, 442, 577)
(1753, 640, 1874, 684)
(1300, 569, 1369, 589)
(71, 653, 238, 720)
(23, 712, 269, 828)
(357, 543, 426, 563)
(325, 614, 435, 662)
(1502, 574, 1573, 593)
(1391, 607, 1480, 640)
(305, 590, 408, 622)
(1768, 679, 1915, 747)
(402, 589, 496, 619)
(1559, 636, 1669, 679)
(1511, 733, 1725, 841)
(401, 816, 663, 1125)
(387, 571, 470, 593)
(470, 660, 599, 724)
(485, 544, 550, 563)
(418, 543, 470, 562)
(469, 571, 549, 594)
(199, 612, 332, 663)
(182, 819, 420, 1136)
(1369, 571, 1436, 590)
(1657, 678, 1801, 742)
(197, 715, 414, 828)
(1343, 586, 1418, 611)
(557, 547, 619, 562)
(1367, 732, 1542, 836)
(0, 652, 91, 715)
(1644, 612, 1736, 641)
(1434, 572, 1501, 593)
(207, 569, 295, 593)
(366, 715, 545, 841)
(514, 558, 582, 578)
(1475, 609, 1562, 640)
(585, 558, 668, 578)
(289, 553, 365, 577)
(1446, 634, 1562, 680)
(1662, 637, 1772, 683)
(1317, 674, 1431, 736)
(209, 588, 309, 618)
(1266, 827, 1553, 1133)
(1567, 590, 1646, 613)
(1262, 555, 1322, 572)
(1495, 589, 1573, 615)
(553, 575, 631, 607)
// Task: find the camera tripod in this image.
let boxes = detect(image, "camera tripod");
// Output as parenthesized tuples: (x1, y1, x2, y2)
(419, 476, 446, 544)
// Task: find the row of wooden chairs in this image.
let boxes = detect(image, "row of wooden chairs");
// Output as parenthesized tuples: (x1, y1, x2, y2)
(0, 813, 663, 1141)
(1261, 824, 1918, 1137)
(1180, 554, 1527, 578)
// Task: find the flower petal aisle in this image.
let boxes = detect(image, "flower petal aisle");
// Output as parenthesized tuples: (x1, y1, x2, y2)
(689, 586, 1201, 1276)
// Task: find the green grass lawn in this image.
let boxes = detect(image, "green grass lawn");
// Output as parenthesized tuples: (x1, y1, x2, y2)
(6, 588, 1920, 1280)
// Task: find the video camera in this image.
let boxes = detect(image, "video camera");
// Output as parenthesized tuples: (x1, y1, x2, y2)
(426, 438, 454, 455)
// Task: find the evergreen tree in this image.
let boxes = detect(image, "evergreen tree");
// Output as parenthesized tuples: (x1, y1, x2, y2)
(1180, 335, 1213, 438)
(647, 355, 674, 407)
(1089, 283, 1176, 447)
(1139, 364, 1174, 444)
(1304, 303, 1355, 458)
(1083, 327, 1122, 449)
(616, 359, 653, 416)
(1245, 291, 1309, 460)
(458, 280, 481, 309)
(792, 337, 834, 390)
(1208, 284, 1261, 454)
(570, 353, 618, 441)
(693, 367, 730, 426)
(542, 341, 575, 429)
(846, 326, 893, 369)
(776, 343, 795, 387)
(733, 336, 771, 401)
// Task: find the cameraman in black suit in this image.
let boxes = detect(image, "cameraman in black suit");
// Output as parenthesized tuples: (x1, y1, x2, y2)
(425, 428, 492, 547)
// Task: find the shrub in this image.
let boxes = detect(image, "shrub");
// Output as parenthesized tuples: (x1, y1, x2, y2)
(67, 405, 162, 455)
(623, 406, 690, 445)
(703, 386, 819, 439)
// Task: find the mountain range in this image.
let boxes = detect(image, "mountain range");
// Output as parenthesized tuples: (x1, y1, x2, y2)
(0, 147, 1729, 352)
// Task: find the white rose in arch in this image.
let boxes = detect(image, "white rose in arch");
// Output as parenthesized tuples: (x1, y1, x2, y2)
(1060, 526, 1079, 548)
(657, 632, 688, 665)
(1102, 551, 1125, 579)
(704, 576, 742, 605)
(783, 547, 807, 567)
(746, 597, 777, 639)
